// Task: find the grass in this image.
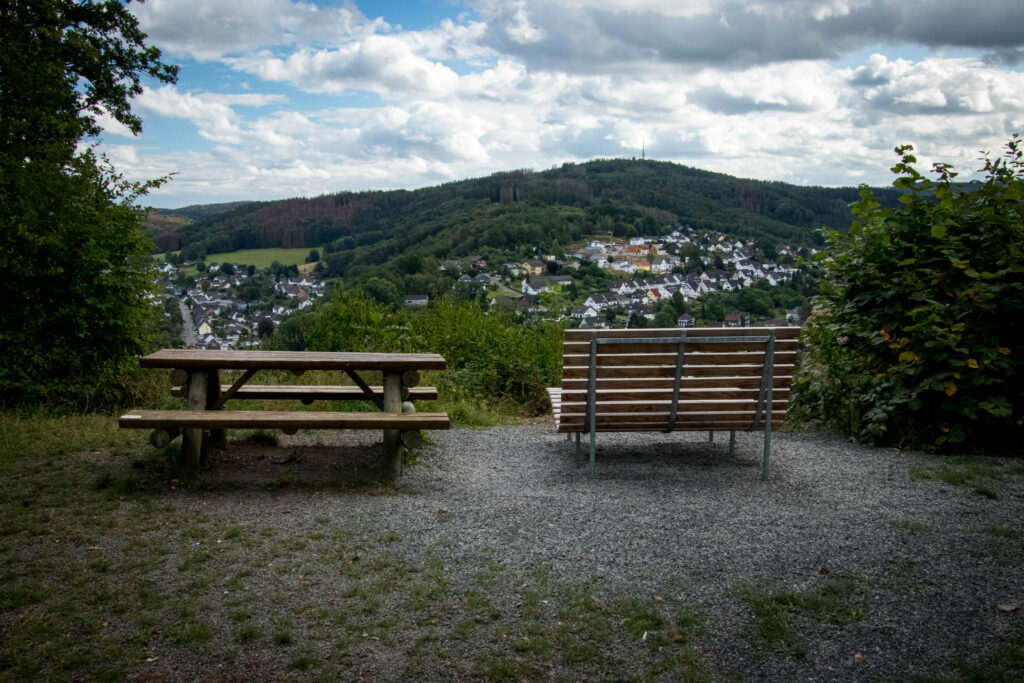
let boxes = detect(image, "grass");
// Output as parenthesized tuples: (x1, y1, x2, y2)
(2, 409, 1021, 680)
(737, 576, 865, 658)
(0, 413, 720, 680)
(176, 247, 314, 273)
(910, 457, 1024, 500)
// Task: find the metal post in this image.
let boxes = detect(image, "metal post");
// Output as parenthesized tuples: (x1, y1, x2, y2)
(762, 331, 776, 481)
(708, 430, 714, 443)
(587, 333, 598, 472)
(729, 430, 736, 456)
(667, 330, 686, 432)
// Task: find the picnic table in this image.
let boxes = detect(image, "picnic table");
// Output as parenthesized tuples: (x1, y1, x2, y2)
(118, 349, 449, 478)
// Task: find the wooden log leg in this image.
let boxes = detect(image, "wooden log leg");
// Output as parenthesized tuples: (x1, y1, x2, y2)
(206, 369, 227, 451)
(382, 370, 403, 480)
(181, 370, 208, 478)
(150, 428, 181, 449)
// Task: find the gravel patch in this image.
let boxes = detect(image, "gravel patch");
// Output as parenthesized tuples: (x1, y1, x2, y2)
(147, 425, 1024, 680)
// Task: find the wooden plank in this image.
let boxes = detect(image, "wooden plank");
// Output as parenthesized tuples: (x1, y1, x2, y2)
(560, 387, 790, 403)
(559, 399, 789, 414)
(557, 420, 785, 433)
(560, 376, 793, 391)
(120, 410, 450, 431)
(562, 339, 798, 355)
(558, 410, 786, 425)
(171, 385, 439, 401)
(562, 363, 794, 379)
(564, 326, 800, 341)
(140, 349, 447, 371)
(563, 351, 797, 367)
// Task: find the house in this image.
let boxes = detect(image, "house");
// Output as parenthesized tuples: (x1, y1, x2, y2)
(570, 304, 599, 319)
(583, 292, 621, 310)
(522, 259, 546, 276)
(404, 294, 429, 307)
(724, 311, 751, 327)
(522, 275, 574, 296)
(677, 314, 695, 328)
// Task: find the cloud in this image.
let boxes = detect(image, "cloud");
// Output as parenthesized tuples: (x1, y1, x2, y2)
(226, 36, 460, 97)
(469, 0, 1024, 71)
(848, 54, 1024, 116)
(133, 0, 383, 60)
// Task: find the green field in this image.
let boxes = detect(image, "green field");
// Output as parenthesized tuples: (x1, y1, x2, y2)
(172, 247, 315, 274)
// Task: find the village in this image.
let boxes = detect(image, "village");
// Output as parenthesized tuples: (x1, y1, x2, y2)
(155, 227, 809, 349)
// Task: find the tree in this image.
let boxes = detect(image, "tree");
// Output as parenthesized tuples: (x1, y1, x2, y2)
(306, 249, 320, 264)
(794, 140, 1024, 451)
(0, 0, 177, 406)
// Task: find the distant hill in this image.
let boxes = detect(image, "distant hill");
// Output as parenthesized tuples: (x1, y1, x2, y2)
(143, 201, 255, 250)
(147, 159, 902, 272)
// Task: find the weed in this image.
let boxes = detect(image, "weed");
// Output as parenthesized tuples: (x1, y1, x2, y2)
(274, 631, 294, 646)
(738, 576, 864, 656)
(892, 520, 929, 536)
(910, 457, 1023, 500)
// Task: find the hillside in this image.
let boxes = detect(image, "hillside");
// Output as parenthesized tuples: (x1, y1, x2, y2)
(148, 158, 902, 271)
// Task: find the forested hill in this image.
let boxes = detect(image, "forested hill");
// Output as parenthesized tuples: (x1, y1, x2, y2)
(149, 158, 901, 274)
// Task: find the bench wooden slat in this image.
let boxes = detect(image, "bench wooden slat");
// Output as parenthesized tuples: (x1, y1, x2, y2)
(562, 363, 795, 379)
(560, 387, 790, 402)
(560, 376, 793, 391)
(563, 326, 800, 341)
(563, 351, 798, 367)
(170, 384, 438, 401)
(558, 410, 787, 425)
(562, 339, 799, 355)
(119, 410, 450, 431)
(560, 399, 789, 414)
(558, 420, 785, 432)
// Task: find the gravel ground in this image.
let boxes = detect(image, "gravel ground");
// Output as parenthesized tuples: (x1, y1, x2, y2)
(168, 424, 1024, 681)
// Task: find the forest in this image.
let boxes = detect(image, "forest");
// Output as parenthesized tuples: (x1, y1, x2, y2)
(149, 159, 903, 277)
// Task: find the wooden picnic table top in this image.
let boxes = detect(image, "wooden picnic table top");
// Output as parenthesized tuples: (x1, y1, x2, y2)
(139, 349, 447, 371)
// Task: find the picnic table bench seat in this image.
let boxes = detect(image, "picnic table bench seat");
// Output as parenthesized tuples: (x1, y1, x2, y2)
(554, 326, 799, 479)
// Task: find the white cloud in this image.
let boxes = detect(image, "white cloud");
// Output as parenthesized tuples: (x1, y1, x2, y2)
(226, 35, 460, 97)
(134, 0, 383, 60)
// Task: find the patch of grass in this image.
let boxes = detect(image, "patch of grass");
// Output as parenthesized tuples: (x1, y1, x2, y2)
(737, 576, 865, 657)
(891, 520, 929, 536)
(909, 457, 1023, 500)
(0, 412, 143, 460)
(274, 631, 294, 646)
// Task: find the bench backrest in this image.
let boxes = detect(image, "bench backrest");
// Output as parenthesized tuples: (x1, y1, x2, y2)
(557, 326, 799, 433)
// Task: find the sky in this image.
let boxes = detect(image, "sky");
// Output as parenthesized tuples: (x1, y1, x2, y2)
(97, 0, 1024, 208)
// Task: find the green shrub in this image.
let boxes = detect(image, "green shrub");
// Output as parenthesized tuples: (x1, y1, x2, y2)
(793, 138, 1024, 451)
(272, 287, 562, 416)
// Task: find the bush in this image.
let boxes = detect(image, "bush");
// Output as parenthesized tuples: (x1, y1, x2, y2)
(793, 138, 1024, 451)
(272, 287, 563, 416)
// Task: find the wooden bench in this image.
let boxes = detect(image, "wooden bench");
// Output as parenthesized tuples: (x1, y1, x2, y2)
(553, 326, 799, 479)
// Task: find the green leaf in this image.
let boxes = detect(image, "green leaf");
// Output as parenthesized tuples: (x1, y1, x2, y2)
(930, 224, 947, 239)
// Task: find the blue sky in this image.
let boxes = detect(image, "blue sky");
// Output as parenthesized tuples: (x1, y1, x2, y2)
(98, 0, 1024, 208)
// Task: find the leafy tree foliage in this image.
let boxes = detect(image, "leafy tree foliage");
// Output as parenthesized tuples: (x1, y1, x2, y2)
(794, 140, 1024, 450)
(270, 288, 562, 415)
(0, 0, 176, 407)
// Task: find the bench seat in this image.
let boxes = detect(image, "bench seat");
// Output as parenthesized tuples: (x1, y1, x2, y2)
(169, 384, 438, 402)
(119, 409, 450, 431)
